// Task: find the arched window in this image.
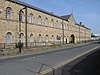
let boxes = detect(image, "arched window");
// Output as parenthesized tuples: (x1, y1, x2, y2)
(60, 22, 62, 29)
(45, 18, 49, 26)
(38, 34, 42, 45)
(38, 16, 41, 25)
(30, 34, 34, 46)
(20, 33, 24, 43)
(19, 10, 24, 22)
(45, 35, 49, 45)
(6, 7, 12, 19)
(51, 19, 54, 27)
(64, 24, 66, 29)
(66, 24, 68, 30)
(29, 13, 33, 23)
(67, 24, 69, 30)
(6, 32, 12, 44)
(56, 21, 58, 28)
(51, 35, 54, 43)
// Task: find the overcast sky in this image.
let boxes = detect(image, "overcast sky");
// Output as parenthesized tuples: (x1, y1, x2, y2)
(20, 0, 100, 34)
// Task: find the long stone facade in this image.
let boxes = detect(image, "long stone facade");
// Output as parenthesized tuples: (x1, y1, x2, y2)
(0, 0, 91, 48)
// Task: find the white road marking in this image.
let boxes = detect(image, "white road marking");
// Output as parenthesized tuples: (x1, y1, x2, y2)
(33, 57, 36, 58)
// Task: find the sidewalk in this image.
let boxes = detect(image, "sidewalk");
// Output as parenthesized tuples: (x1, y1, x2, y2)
(0, 42, 93, 60)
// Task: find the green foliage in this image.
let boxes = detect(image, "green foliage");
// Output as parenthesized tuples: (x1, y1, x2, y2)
(15, 42, 23, 48)
(91, 33, 96, 37)
(99, 38, 100, 40)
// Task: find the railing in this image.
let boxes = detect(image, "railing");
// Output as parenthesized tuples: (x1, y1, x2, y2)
(0, 41, 63, 49)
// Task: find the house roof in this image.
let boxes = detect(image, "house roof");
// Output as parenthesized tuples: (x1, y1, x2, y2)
(60, 15, 71, 20)
(7, 0, 68, 21)
(75, 23, 91, 30)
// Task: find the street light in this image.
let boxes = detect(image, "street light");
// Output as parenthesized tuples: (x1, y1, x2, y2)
(19, 7, 27, 53)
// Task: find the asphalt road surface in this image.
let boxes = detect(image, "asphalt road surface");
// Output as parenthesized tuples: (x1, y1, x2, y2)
(69, 47, 100, 75)
(0, 42, 100, 75)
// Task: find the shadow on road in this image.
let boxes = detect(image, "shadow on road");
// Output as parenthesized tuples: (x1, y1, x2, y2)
(65, 48, 100, 75)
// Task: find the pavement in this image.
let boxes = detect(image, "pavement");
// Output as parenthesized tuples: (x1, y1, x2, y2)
(0, 42, 93, 60)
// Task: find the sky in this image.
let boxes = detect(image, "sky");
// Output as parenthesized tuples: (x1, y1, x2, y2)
(20, 0, 100, 34)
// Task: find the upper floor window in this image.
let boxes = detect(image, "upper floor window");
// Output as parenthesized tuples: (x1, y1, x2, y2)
(29, 13, 33, 23)
(51, 19, 54, 27)
(19, 10, 24, 22)
(45, 18, 49, 26)
(38, 16, 41, 25)
(66, 24, 68, 30)
(64, 24, 66, 29)
(6, 7, 12, 19)
(60, 22, 62, 29)
(56, 21, 58, 28)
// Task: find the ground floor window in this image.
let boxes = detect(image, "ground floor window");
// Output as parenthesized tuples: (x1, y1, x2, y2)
(6, 32, 12, 44)
(45, 35, 48, 45)
(20, 33, 24, 43)
(30, 34, 34, 46)
(51, 35, 54, 43)
(38, 34, 42, 45)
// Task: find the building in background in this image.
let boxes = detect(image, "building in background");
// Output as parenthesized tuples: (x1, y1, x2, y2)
(0, 0, 91, 48)
(91, 34, 100, 40)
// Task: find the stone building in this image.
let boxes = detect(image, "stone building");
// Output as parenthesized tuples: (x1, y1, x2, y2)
(0, 0, 91, 48)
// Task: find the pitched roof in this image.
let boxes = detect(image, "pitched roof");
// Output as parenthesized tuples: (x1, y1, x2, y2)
(60, 15, 71, 20)
(75, 23, 91, 30)
(7, 0, 67, 21)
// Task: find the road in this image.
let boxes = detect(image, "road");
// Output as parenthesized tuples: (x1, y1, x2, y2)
(0, 42, 100, 75)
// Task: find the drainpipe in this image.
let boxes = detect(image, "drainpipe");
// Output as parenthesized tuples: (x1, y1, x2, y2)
(62, 20, 64, 44)
(25, 6, 28, 47)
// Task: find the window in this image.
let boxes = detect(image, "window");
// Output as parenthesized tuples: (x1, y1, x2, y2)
(19, 10, 24, 22)
(38, 34, 42, 45)
(64, 24, 66, 29)
(45, 35, 49, 44)
(67, 24, 69, 30)
(60, 22, 62, 29)
(38, 16, 41, 25)
(45, 18, 49, 26)
(51, 19, 54, 27)
(51, 35, 54, 43)
(30, 34, 34, 46)
(56, 21, 58, 28)
(20, 33, 24, 43)
(66, 24, 68, 30)
(6, 32, 12, 44)
(29, 13, 33, 23)
(6, 7, 12, 19)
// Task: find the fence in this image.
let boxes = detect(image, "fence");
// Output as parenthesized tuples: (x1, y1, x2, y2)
(0, 41, 63, 49)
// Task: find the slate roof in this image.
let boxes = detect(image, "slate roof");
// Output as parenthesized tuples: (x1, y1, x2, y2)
(7, 0, 90, 30)
(75, 23, 91, 30)
(60, 15, 71, 20)
(7, 0, 67, 20)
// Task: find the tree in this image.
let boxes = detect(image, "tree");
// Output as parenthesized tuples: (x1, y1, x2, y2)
(91, 33, 96, 37)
